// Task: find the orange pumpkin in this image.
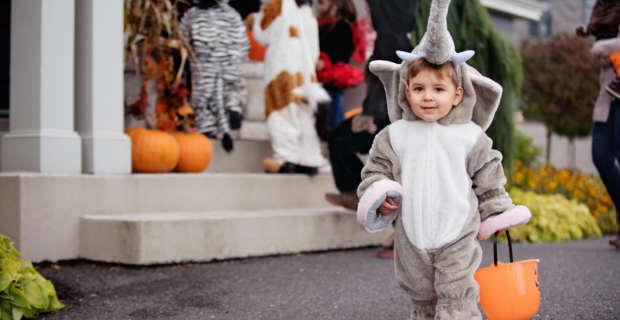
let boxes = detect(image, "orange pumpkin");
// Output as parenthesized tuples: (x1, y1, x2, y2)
(125, 127, 180, 173)
(124, 127, 143, 138)
(173, 132, 213, 173)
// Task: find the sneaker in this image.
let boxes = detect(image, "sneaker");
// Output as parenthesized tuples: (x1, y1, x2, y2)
(279, 162, 297, 173)
(376, 247, 394, 259)
(294, 164, 318, 175)
(325, 193, 341, 206)
(605, 81, 620, 99)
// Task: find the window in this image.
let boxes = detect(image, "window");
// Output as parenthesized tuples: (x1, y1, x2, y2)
(529, 1, 552, 39)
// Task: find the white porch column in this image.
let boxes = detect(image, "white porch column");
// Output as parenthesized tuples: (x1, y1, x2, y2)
(1, 0, 82, 173)
(75, 0, 131, 174)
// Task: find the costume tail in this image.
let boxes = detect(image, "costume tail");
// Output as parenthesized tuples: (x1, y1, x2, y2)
(293, 82, 331, 110)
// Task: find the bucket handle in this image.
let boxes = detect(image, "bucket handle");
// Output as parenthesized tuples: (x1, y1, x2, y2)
(493, 230, 513, 266)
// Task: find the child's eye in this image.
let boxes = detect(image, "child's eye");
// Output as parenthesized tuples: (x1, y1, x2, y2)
(414, 87, 423, 91)
(435, 87, 444, 92)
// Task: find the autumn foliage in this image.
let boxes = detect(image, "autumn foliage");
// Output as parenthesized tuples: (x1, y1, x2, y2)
(124, 0, 196, 132)
(520, 33, 600, 141)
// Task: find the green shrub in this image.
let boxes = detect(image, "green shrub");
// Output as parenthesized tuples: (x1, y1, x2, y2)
(0, 234, 63, 320)
(503, 188, 602, 243)
(515, 130, 542, 168)
(597, 207, 618, 235)
(512, 161, 618, 233)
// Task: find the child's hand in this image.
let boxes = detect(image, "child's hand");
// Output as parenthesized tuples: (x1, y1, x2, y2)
(377, 197, 399, 215)
(367, 122, 377, 134)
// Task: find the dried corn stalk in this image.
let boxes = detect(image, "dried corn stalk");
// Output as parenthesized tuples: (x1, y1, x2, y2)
(124, 0, 198, 131)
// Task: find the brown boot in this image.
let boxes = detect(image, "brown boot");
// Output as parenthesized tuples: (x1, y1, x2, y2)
(610, 237, 620, 250)
(339, 192, 359, 211)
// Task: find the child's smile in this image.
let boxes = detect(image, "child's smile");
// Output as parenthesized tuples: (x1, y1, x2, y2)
(405, 69, 463, 122)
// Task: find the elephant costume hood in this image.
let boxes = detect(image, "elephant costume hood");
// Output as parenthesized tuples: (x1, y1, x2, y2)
(369, 0, 503, 131)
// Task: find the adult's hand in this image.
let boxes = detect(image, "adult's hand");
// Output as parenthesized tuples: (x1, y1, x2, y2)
(351, 114, 375, 134)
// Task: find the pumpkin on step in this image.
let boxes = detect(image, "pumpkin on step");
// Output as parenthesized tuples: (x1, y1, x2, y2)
(125, 127, 180, 173)
(173, 131, 213, 172)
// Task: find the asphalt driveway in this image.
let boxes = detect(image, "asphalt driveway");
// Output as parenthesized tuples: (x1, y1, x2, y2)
(33, 235, 620, 320)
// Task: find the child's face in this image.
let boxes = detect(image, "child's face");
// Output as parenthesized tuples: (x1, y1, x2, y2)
(405, 69, 463, 122)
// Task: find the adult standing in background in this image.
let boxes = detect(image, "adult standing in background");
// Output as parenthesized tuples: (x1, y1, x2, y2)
(316, 0, 357, 131)
(228, 0, 261, 20)
(327, 0, 419, 209)
(326, 0, 418, 258)
(576, 0, 620, 250)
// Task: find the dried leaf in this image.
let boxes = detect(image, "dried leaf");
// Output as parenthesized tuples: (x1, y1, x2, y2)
(177, 102, 194, 116)
(154, 113, 177, 132)
(155, 97, 169, 114)
(177, 86, 190, 99)
(124, 0, 197, 120)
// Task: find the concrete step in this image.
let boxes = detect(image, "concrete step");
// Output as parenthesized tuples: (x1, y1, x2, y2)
(0, 173, 339, 262)
(205, 137, 330, 174)
(79, 207, 390, 264)
(205, 139, 273, 173)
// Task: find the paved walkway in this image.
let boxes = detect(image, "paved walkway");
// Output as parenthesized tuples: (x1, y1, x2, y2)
(35, 235, 619, 320)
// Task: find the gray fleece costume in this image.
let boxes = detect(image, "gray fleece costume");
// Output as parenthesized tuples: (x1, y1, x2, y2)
(355, 1, 532, 319)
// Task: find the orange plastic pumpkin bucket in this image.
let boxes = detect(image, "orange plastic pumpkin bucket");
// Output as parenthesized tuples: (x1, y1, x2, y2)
(474, 230, 540, 320)
(345, 107, 363, 119)
(609, 50, 620, 76)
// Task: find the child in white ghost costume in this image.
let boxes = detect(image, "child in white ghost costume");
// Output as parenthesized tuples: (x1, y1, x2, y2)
(356, 0, 531, 319)
(252, 0, 331, 173)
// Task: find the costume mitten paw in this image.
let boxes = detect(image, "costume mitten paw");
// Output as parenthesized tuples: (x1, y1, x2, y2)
(477, 205, 531, 240)
(357, 180, 403, 233)
(222, 133, 233, 153)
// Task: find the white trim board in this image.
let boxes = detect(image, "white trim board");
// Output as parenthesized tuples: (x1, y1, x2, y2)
(481, 0, 546, 21)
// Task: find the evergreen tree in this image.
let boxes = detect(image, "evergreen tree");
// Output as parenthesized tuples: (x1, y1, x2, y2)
(412, 0, 523, 181)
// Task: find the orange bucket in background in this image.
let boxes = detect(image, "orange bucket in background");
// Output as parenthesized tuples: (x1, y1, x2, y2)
(474, 230, 540, 320)
(344, 107, 363, 119)
(610, 50, 620, 76)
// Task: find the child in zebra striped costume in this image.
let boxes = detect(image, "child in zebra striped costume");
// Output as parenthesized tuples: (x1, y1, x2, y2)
(180, 0, 249, 151)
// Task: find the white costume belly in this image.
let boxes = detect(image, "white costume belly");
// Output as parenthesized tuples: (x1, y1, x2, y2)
(389, 120, 481, 249)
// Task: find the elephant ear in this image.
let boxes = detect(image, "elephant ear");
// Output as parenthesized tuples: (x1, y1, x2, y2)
(369, 60, 408, 123)
(468, 66, 503, 131)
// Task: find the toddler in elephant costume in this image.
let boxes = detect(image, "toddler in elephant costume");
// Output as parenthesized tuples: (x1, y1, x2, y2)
(356, 0, 532, 319)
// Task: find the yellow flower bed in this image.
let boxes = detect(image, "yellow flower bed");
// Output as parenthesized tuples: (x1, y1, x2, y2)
(511, 160, 618, 233)
(505, 188, 602, 243)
